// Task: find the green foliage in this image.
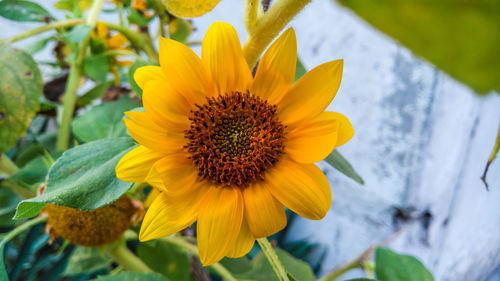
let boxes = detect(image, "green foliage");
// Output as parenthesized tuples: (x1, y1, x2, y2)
(0, 188, 21, 227)
(64, 24, 92, 43)
(325, 150, 364, 184)
(0, 45, 42, 153)
(169, 18, 193, 43)
(24, 36, 55, 55)
(14, 137, 136, 219)
(72, 96, 140, 142)
(294, 57, 307, 82)
(76, 80, 113, 106)
(0, 0, 52, 22)
(128, 59, 151, 97)
(337, 0, 500, 94)
(84, 54, 111, 82)
(138, 240, 191, 281)
(64, 247, 112, 275)
(90, 272, 170, 281)
(226, 248, 315, 281)
(346, 279, 379, 281)
(8, 155, 51, 188)
(375, 247, 434, 281)
(128, 9, 153, 27)
(54, 0, 93, 13)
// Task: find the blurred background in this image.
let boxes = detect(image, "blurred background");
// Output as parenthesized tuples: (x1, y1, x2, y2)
(2, 0, 499, 280)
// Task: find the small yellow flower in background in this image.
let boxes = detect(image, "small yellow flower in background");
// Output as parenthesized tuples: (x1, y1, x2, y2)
(92, 21, 133, 84)
(163, 0, 221, 18)
(116, 22, 353, 266)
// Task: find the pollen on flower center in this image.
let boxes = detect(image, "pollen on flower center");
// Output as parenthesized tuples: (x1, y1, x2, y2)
(185, 91, 285, 187)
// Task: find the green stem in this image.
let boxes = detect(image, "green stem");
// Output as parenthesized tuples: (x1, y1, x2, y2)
(0, 154, 18, 176)
(0, 19, 85, 43)
(56, 0, 106, 151)
(105, 22, 158, 63)
(102, 49, 143, 60)
(107, 240, 152, 272)
(242, 0, 311, 67)
(0, 217, 47, 248)
(257, 238, 290, 281)
(317, 260, 362, 281)
(162, 236, 237, 281)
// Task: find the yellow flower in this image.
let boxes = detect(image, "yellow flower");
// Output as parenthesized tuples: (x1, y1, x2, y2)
(92, 21, 133, 84)
(163, 0, 221, 18)
(116, 22, 353, 266)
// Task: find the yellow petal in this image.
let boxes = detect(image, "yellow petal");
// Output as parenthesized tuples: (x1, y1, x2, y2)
(243, 182, 286, 238)
(266, 159, 332, 220)
(149, 152, 199, 196)
(332, 112, 354, 147)
(159, 37, 214, 101)
(202, 22, 252, 95)
(225, 219, 255, 258)
(123, 111, 185, 154)
(252, 28, 296, 104)
(144, 187, 160, 208)
(108, 33, 128, 49)
(197, 187, 244, 266)
(116, 145, 164, 183)
(142, 79, 191, 133)
(164, 0, 221, 18)
(134, 65, 165, 91)
(278, 60, 343, 128)
(139, 182, 211, 241)
(286, 111, 351, 163)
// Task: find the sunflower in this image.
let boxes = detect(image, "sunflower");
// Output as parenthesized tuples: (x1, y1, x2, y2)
(116, 22, 353, 266)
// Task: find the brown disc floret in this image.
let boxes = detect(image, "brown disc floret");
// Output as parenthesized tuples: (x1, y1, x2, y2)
(185, 91, 285, 187)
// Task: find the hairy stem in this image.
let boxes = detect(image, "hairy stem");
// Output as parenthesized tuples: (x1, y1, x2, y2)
(1, 19, 85, 43)
(244, 0, 263, 33)
(107, 240, 152, 272)
(242, 0, 311, 68)
(162, 236, 237, 281)
(257, 238, 290, 281)
(56, 0, 106, 151)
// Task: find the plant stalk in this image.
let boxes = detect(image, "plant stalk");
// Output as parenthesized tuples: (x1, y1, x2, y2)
(0, 153, 18, 176)
(257, 238, 290, 281)
(0, 217, 47, 248)
(1, 19, 85, 43)
(162, 236, 237, 281)
(56, 0, 106, 151)
(107, 240, 152, 272)
(105, 22, 159, 63)
(244, 0, 263, 33)
(242, 0, 311, 68)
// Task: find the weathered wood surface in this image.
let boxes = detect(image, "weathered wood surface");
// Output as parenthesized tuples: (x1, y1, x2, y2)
(2, 0, 499, 280)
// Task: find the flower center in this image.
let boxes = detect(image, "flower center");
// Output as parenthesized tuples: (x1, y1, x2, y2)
(185, 91, 285, 187)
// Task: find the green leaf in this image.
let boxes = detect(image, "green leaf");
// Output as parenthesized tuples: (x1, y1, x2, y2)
(294, 57, 307, 82)
(128, 60, 150, 97)
(65, 247, 112, 275)
(63, 24, 92, 43)
(72, 96, 140, 142)
(9, 155, 51, 187)
(0, 188, 21, 226)
(138, 240, 191, 281)
(14, 137, 136, 219)
(90, 272, 169, 281)
(76, 80, 113, 107)
(128, 9, 153, 27)
(0, 0, 52, 22)
(324, 150, 364, 184)
(234, 248, 315, 281)
(375, 247, 434, 281)
(25, 36, 55, 55)
(220, 257, 253, 274)
(169, 18, 192, 43)
(346, 279, 379, 281)
(53, 0, 92, 13)
(0, 44, 43, 153)
(337, 0, 500, 94)
(84, 54, 110, 82)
